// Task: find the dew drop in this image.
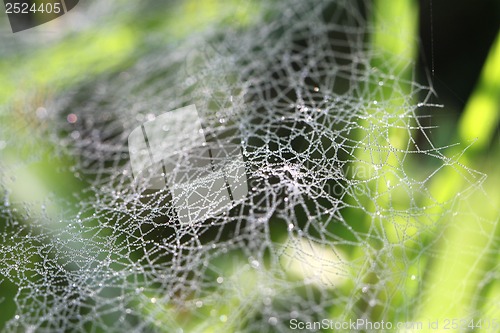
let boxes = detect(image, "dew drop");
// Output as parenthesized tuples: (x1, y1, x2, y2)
(268, 317, 278, 325)
(67, 114, 78, 124)
(70, 131, 80, 139)
(36, 107, 48, 119)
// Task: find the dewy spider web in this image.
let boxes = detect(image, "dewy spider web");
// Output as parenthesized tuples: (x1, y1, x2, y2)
(0, 0, 491, 332)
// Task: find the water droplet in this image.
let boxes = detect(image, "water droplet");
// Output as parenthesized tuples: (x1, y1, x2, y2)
(411, 275, 416, 280)
(70, 131, 80, 139)
(195, 300, 203, 308)
(220, 315, 227, 322)
(369, 299, 377, 307)
(313, 86, 319, 92)
(67, 114, 78, 124)
(268, 317, 278, 325)
(362, 286, 368, 293)
(150, 298, 157, 304)
(36, 107, 48, 119)
(216, 277, 224, 284)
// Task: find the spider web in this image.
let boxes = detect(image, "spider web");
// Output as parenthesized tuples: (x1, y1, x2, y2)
(0, 0, 493, 332)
